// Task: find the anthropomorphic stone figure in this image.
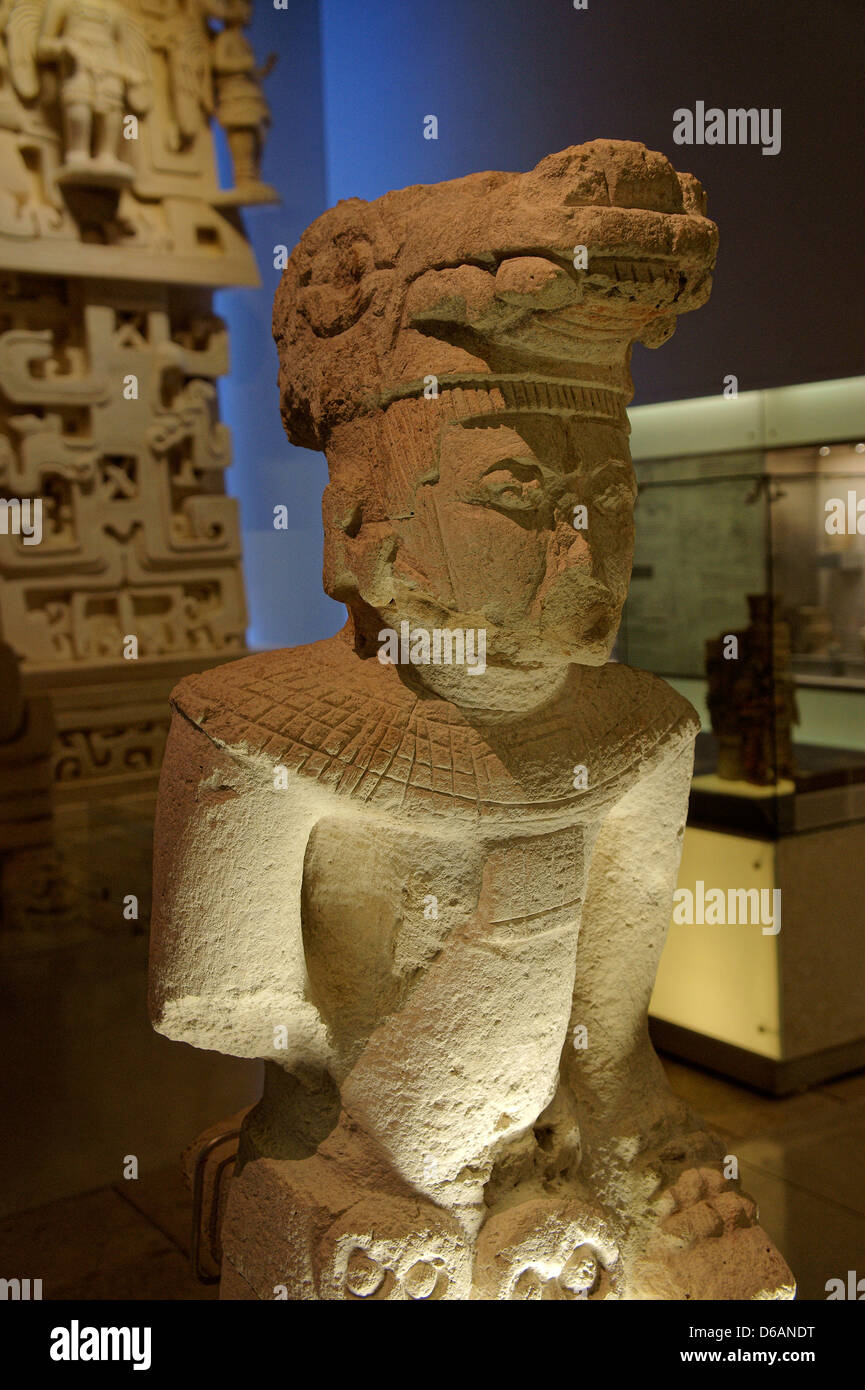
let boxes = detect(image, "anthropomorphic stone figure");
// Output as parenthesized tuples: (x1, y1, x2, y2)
(149, 140, 795, 1300)
(706, 595, 798, 785)
(208, 0, 275, 202)
(35, 0, 150, 185)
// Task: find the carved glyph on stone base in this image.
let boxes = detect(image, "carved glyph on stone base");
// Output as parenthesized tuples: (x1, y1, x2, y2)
(149, 141, 795, 1300)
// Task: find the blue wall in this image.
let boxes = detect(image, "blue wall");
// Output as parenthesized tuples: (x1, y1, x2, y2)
(216, 0, 339, 649)
(219, 0, 865, 651)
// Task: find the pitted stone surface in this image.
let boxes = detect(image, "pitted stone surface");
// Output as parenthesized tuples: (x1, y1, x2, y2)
(172, 638, 697, 821)
(150, 140, 794, 1301)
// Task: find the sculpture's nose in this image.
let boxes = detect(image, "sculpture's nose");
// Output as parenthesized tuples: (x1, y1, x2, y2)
(527, 139, 689, 214)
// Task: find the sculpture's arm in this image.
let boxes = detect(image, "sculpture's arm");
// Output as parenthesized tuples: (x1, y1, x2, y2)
(563, 730, 697, 1158)
(36, 0, 69, 62)
(148, 707, 329, 1070)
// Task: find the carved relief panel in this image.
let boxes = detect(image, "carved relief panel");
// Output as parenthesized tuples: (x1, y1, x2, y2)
(0, 272, 246, 667)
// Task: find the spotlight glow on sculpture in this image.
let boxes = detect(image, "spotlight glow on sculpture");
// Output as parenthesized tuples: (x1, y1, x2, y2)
(149, 140, 795, 1301)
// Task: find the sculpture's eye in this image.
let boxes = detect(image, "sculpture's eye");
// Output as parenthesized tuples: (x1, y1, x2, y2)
(472, 459, 545, 513)
(591, 462, 637, 515)
(593, 481, 636, 514)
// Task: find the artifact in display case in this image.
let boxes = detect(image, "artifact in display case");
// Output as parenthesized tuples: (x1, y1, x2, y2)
(621, 449, 865, 808)
(790, 604, 834, 658)
(622, 450, 865, 692)
(637, 452, 865, 1094)
(704, 594, 798, 785)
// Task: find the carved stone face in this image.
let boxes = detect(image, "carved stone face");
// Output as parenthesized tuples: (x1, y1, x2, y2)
(294, 141, 718, 674)
(412, 415, 634, 664)
(336, 408, 636, 669)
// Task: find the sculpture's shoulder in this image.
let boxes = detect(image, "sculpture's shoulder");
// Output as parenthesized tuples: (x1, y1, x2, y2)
(490, 662, 699, 815)
(591, 662, 700, 770)
(538, 663, 698, 820)
(168, 633, 425, 800)
(171, 631, 409, 733)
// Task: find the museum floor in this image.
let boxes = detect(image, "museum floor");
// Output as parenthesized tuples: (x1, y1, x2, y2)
(1, 1054, 863, 1302)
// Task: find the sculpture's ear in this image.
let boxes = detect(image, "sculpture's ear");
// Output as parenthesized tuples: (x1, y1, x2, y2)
(323, 480, 398, 612)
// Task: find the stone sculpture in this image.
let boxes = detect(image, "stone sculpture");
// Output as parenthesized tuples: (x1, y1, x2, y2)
(150, 140, 795, 1300)
(208, 0, 277, 206)
(35, 0, 150, 188)
(706, 595, 798, 785)
(0, 0, 273, 936)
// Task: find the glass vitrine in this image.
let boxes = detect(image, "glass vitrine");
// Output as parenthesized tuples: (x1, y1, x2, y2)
(618, 442, 865, 836)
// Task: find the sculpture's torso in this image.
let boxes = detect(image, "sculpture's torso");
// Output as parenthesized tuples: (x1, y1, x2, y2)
(169, 629, 696, 1085)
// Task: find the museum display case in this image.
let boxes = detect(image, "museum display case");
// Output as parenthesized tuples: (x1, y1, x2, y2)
(620, 438, 865, 823)
(618, 407, 865, 1090)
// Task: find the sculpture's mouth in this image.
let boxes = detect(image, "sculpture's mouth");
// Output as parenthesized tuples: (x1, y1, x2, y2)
(583, 255, 678, 285)
(533, 561, 625, 660)
(524, 257, 689, 359)
(564, 254, 688, 314)
(407, 240, 712, 390)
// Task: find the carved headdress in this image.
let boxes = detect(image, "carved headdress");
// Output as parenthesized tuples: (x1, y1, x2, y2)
(273, 139, 718, 455)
